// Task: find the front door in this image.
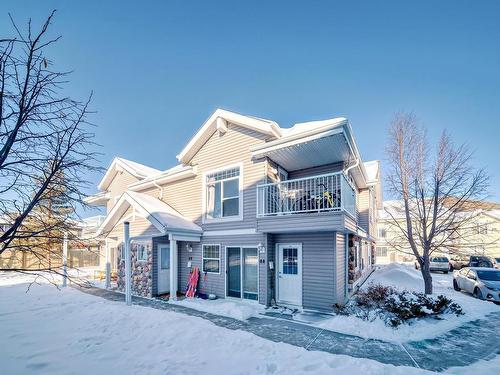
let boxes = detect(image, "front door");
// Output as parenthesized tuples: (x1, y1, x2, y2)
(226, 247, 258, 301)
(157, 244, 170, 294)
(277, 243, 302, 306)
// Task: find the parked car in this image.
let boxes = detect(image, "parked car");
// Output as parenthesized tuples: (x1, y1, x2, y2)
(492, 257, 500, 269)
(453, 267, 500, 303)
(415, 256, 450, 273)
(468, 256, 493, 268)
(449, 256, 469, 271)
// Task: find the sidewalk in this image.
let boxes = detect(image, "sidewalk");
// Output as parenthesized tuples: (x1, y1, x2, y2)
(76, 286, 500, 372)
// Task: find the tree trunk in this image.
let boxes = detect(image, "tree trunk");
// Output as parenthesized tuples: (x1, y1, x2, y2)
(420, 258, 433, 294)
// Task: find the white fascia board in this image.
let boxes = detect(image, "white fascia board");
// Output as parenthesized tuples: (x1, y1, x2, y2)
(176, 109, 281, 164)
(95, 193, 129, 236)
(84, 192, 110, 206)
(128, 166, 197, 192)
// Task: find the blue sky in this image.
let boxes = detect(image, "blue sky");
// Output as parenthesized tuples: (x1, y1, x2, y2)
(2, 1, 500, 207)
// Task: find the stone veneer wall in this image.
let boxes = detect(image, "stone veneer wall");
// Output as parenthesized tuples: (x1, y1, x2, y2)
(117, 240, 153, 298)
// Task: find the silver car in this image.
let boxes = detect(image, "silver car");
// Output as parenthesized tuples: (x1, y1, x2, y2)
(453, 267, 500, 303)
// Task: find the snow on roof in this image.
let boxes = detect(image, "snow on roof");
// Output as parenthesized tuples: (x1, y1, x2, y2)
(126, 191, 202, 234)
(96, 191, 202, 236)
(117, 157, 161, 177)
(280, 117, 347, 137)
(97, 157, 161, 191)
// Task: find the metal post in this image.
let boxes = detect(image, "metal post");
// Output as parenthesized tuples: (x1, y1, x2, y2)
(62, 232, 68, 287)
(124, 222, 132, 306)
(169, 235, 177, 301)
(105, 239, 111, 289)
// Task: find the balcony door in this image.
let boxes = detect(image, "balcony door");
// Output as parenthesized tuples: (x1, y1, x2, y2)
(277, 243, 302, 306)
(226, 247, 258, 301)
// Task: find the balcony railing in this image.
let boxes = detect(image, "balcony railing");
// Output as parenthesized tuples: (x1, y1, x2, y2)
(257, 171, 356, 218)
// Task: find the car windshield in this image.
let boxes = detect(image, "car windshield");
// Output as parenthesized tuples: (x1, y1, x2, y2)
(495, 258, 500, 263)
(432, 257, 448, 262)
(477, 270, 500, 281)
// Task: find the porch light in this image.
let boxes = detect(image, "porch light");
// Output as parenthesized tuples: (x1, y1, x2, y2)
(258, 242, 266, 254)
(186, 244, 193, 252)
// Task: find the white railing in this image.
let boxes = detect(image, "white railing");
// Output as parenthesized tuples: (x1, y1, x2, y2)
(257, 172, 356, 218)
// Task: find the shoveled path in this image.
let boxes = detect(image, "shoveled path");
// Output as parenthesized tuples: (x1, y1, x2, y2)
(75, 286, 500, 372)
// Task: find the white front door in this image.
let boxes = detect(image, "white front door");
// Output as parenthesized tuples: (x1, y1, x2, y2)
(158, 244, 170, 294)
(277, 243, 302, 306)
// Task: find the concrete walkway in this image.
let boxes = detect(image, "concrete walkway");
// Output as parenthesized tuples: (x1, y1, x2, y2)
(75, 286, 500, 372)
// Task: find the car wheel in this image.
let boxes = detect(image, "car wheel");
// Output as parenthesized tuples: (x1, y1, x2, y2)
(444, 271, 449, 274)
(473, 287, 484, 300)
(453, 280, 460, 291)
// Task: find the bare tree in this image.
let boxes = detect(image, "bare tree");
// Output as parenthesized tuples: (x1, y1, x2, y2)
(385, 112, 489, 294)
(0, 10, 101, 282)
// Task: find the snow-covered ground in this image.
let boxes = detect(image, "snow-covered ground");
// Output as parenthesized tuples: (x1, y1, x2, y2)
(316, 263, 499, 343)
(2, 271, 499, 374)
(171, 297, 265, 320)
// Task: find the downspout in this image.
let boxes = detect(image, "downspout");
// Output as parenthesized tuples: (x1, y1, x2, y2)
(153, 180, 164, 200)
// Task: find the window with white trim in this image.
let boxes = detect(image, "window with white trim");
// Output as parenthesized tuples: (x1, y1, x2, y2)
(202, 244, 220, 273)
(206, 167, 240, 219)
(378, 228, 387, 239)
(376, 246, 388, 257)
(137, 244, 147, 261)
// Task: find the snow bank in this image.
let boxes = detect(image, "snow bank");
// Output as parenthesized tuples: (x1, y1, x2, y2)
(171, 297, 264, 321)
(0, 272, 432, 375)
(318, 263, 499, 343)
(365, 263, 424, 291)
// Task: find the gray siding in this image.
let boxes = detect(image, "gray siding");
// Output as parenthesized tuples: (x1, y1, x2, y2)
(257, 212, 346, 233)
(288, 162, 344, 179)
(272, 232, 336, 311)
(357, 188, 370, 234)
(335, 232, 347, 304)
(176, 233, 266, 303)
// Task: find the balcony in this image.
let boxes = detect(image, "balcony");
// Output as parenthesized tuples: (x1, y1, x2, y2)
(256, 172, 356, 226)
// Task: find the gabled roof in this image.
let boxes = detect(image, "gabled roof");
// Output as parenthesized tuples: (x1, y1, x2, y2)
(98, 157, 161, 191)
(96, 191, 202, 237)
(176, 109, 282, 164)
(128, 164, 197, 192)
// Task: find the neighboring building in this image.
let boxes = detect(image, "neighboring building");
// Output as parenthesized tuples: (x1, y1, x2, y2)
(376, 201, 500, 264)
(0, 215, 106, 270)
(86, 109, 381, 311)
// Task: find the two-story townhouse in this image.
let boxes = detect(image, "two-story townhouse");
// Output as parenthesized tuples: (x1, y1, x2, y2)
(87, 109, 381, 311)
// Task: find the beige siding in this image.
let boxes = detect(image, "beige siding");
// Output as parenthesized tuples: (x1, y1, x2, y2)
(107, 206, 161, 240)
(151, 124, 269, 230)
(106, 171, 141, 212)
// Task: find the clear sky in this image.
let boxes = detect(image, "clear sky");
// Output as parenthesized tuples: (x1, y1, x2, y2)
(2, 1, 500, 209)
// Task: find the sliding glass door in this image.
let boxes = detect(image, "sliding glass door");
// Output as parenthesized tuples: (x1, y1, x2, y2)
(226, 247, 258, 301)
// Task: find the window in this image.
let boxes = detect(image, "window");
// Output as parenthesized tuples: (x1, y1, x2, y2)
(376, 246, 388, 257)
(202, 244, 220, 273)
(206, 167, 241, 219)
(137, 244, 147, 261)
(120, 246, 124, 262)
(378, 228, 387, 239)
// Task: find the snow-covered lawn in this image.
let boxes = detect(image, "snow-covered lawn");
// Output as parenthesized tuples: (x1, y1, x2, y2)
(3, 271, 499, 374)
(317, 263, 499, 343)
(171, 297, 265, 320)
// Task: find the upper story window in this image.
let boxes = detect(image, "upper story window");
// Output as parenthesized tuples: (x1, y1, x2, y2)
(378, 228, 387, 239)
(205, 166, 241, 220)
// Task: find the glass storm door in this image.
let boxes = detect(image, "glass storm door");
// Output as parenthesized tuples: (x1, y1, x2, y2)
(226, 247, 258, 301)
(227, 247, 241, 298)
(157, 245, 170, 294)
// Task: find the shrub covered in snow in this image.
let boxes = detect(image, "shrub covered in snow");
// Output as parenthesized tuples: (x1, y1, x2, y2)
(335, 284, 463, 327)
